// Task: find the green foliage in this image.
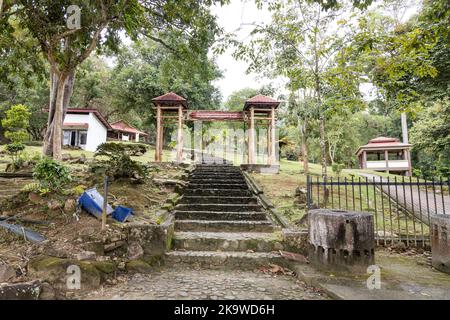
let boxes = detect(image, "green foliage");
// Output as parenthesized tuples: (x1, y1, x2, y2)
(1, 104, 31, 143)
(33, 158, 72, 192)
(331, 163, 345, 176)
(410, 99, 450, 178)
(92, 143, 148, 182)
(5, 142, 26, 164)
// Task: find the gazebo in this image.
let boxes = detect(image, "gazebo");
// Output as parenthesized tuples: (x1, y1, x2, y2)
(152, 92, 280, 170)
(356, 136, 412, 175)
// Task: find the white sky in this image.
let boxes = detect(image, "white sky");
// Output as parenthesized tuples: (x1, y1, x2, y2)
(211, 0, 285, 102)
(211, 0, 421, 103)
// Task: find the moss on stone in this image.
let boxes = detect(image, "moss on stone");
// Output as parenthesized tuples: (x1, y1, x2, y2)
(90, 261, 117, 274)
(126, 260, 152, 273)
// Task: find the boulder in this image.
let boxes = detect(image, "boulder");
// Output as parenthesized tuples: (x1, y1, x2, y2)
(75, 251, 97, 261)
(126, 260, 152, 273)
(127, 241, 144, 260)
(0, 264, 16, 283)
(0, 280, 41, 300)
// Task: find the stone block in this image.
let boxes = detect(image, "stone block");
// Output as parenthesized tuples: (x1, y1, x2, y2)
(308, 209, 375, 273)
(431, 214, 450, 274)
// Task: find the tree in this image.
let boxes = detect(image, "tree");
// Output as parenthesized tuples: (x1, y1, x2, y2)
(1, 104, 31, 165)
(1, 0, 227, 159)
(234, 0, 364, 177)
(1, 104, 31, 143)
(223, 86, 275, 111)
(410, 99, 450, 178)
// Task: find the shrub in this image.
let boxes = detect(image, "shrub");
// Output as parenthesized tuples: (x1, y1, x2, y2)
(331, 163, 345, 176)
(33, 157, 72, 192)
(92, 143, 148, 182)
(5, 142, 25, 163)
(98, 142, 148, 156)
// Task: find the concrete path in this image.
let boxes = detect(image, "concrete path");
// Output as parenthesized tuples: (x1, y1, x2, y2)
(77, 268, 327, 300)
(358, 173, 450, 222)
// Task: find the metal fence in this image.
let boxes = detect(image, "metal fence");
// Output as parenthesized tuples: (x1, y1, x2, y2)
(306, 175, 450, 248)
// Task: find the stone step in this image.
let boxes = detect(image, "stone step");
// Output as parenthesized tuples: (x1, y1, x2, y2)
(189, 174, 244, 180)
(183, 189, 253, 197)
(187, 183, 249, 190)
(192, 170, 241, 174)
(172, 231, 284, 252)
(179, 196, 258, 205)
(188, 178, 246, 184)
(175, 219, 276, 232)
(175, 203, 262, 212)
(165, 250, 287, 270)
(194, 166, 239, 170)
(174, 210, 267, 221)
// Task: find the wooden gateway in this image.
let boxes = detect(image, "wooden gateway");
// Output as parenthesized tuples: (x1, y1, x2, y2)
(356, 136, 412, 175)
(152, 92, 280, 166)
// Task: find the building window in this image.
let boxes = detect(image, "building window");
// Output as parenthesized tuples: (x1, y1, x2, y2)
(79, 131, 87, 146)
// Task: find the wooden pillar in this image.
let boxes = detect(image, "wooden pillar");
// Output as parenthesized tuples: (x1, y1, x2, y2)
(176, 105, 184, 163)
(269, 107, 276, 165)
(248, 107, 255, 164)
(385, 150, 389, 174)
(155, 105, 162, 162)
(362, 151, 367, 169)
(405, 149, 412, 176)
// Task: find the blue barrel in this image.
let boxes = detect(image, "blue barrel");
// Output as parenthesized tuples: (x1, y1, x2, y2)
(112, 206, 134, 222)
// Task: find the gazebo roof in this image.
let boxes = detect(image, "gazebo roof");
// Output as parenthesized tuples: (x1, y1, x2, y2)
(244, 94, 280, 111)
(152, 92, 188, 108)
(356, 136, 411, 156)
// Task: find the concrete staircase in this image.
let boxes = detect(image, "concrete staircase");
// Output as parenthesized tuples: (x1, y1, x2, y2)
(166, 164, 286, 269)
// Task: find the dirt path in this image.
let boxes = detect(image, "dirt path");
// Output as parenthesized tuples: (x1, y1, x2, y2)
(76, 268, 327, 300)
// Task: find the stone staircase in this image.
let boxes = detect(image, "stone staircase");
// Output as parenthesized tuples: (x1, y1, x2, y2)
(166, 164, 286, 269)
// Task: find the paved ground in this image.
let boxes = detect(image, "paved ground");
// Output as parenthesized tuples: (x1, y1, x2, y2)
(360, 173, 450, 218)
(76, 268, 328, 300)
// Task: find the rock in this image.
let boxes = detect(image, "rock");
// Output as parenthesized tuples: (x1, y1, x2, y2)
(39, 282, 56, 300)
(0, 280, 41, 300)
(47, 199, 63, 211)
(61, 154, 72, 161)
(64, 198, 77, 214)
(28, 192, 44, 205)
(28, 256, 102, 291)
(127, 241, 144, 260)
(75, 251, 97, 261)
(0, 265, 16, 283)
(126, 260, 152, 273)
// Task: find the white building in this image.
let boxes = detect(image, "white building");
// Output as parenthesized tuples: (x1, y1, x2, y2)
(63, 109, 112, 152)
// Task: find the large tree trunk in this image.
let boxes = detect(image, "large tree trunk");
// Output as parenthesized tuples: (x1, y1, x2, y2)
(43, 69, 75, 157)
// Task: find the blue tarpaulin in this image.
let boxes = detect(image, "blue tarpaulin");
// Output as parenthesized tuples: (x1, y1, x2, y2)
(78, 188, 133, 223)
(78, 188, 113, 220)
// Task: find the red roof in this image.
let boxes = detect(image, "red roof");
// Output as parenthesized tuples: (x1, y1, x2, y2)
(110, 120, 148, 136)
(152, 92, 188, 108)
(65, 108, 112, 130)
(244, 94, 280, 110)
(356, 136, 411, 155)
(189, 111, 244, 121)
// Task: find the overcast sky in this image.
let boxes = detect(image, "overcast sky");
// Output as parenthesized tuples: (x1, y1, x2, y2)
(210, 0, 281, 102)
(210, 0, 421, 103)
